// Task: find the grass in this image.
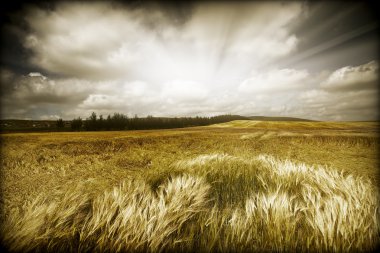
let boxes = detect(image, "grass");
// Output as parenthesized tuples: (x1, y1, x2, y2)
(0, 120, 379, 252)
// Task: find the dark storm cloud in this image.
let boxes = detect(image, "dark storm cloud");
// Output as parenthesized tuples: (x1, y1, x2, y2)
(149, 1, 194, 26)
(292, 1, 377, 49)
(281, 1, 379, 71)
(0, 1, 61, 78)
(1, 5, 31, 74)
(0, 70, 97, 119)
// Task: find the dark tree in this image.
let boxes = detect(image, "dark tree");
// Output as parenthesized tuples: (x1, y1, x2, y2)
(56, 118, 64, 128)
(71, 117, 83, 131)
(98, 115, 104, 130)
(71, 112, 246, 132)
(85, 112, 98, 131)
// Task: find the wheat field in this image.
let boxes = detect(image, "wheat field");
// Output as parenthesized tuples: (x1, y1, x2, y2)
(1, 121, 379, 252)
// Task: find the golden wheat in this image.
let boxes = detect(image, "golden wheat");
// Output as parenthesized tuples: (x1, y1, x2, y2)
(1, 121, 379, 252)
(2, 154, 378, 252)
(1, 175, 210, 252)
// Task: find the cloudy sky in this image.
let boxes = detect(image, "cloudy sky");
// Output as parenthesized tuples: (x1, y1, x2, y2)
(0, 1, 378, 120)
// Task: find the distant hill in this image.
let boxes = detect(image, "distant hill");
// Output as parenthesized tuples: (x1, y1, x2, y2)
(247, 116, 315, 122)
(0, 119, 71, 133)
(0, 115, 315, 133)
(0, 115, 247, 133)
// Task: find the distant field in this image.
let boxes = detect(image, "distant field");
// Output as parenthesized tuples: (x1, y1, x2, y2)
(1, 120, 379, 252)
(210, 119, 379, 129)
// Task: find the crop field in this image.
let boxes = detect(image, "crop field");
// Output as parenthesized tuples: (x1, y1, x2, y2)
(0, 120, 379, 252)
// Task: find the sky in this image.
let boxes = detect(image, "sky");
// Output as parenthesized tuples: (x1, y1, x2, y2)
(0, 1, 378, 121)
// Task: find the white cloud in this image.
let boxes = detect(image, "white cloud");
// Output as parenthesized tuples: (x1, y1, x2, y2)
(321, 61, 378, 91)
(297, 89, 378, 121)
(22, 2, 302, 82)
(238, 68, 309, 94)
(9, 74, 94, 104)
(40, 114, 61, 120)
(293, 61, 379, 120)
(80, 94, 125, 110)
(28, 72, 46, 80)
(2, 67, 377, 121)
(160, 80, 209, 104)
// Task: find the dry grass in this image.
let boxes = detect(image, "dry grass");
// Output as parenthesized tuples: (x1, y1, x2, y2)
(1, 120, 379, 252)
(1, 175, 209, 252)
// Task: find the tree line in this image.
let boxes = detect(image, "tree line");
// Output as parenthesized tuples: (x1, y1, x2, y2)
(58, 112, 247, 131)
